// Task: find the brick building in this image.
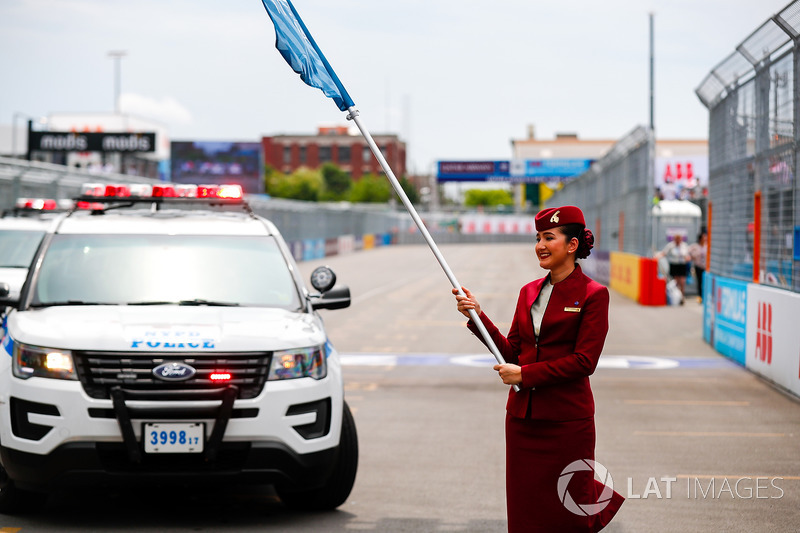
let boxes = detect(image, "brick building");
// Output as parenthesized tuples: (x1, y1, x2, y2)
(261, 126, 406, 180)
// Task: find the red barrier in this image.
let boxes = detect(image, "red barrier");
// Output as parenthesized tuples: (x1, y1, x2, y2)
(638, 258, 666, 306)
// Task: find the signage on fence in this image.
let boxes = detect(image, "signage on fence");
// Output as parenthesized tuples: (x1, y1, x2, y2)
(509, 159, 593, 182)
(28, 131, 156, 153)
(746, 285, 800, 397)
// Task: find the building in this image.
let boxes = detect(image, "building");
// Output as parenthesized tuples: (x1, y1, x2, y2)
(511, 125, 708, 205)
(261, 126, 406, 180)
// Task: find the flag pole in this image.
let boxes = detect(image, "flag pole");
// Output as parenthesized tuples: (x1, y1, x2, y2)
(346, 106, 520, 393)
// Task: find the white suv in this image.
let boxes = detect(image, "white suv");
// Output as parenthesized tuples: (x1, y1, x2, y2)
(0, 184, 357, 512)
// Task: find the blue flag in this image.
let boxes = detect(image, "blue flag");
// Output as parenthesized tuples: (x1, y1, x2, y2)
(260, 0, 355, 111)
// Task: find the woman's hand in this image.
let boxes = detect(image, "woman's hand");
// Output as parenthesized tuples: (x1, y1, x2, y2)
(452, 286, 481, 318)
(493, 363, 522, 386)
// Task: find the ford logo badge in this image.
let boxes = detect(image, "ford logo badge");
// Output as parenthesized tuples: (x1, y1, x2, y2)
(153, 362, 196, 381)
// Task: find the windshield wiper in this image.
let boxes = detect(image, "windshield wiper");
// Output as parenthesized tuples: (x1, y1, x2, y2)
(31, 301, 120, 308)
(127, 299, 240, 307)
(178, 299, 240, 307)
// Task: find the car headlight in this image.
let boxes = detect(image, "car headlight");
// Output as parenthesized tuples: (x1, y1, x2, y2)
(13, 343, 78, 381)
(268, 345, 327, 381)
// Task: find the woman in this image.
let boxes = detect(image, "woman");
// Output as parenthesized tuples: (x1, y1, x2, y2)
(453, 205, 623, 532)
(656, 234, 691, 304)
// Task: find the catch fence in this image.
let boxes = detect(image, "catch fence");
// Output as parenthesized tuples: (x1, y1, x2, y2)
(696, 0, 800, 293)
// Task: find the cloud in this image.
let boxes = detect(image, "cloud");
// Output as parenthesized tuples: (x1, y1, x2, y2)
(119, 93, 192, 125)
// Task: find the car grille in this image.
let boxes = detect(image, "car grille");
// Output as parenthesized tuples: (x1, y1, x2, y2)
(73, 351, 271, 400)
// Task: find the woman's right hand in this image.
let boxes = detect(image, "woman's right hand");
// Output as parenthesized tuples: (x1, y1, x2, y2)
(453, 286, 481, 318)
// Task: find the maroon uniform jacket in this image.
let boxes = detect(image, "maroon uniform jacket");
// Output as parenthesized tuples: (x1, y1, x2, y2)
(467, 264, 609, 420)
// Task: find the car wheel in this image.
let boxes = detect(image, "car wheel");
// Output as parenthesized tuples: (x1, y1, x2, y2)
(0, 465, 37, 514)
(278, 401, 359, 511)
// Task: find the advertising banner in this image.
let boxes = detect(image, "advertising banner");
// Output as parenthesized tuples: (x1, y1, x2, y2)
(436, 161, 510, 182)
(746, 285, 800, 397)
(711, 276, 748, 365)
(510, 159, 593, 182)
(171, 141, 263, 194)
(703, 272, 715, 344)
(29, 131, 156, 153)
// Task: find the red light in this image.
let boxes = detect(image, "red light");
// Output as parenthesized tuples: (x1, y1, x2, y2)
(210, 373, 232, 382)
(104, 185, 130, 197)
(197, 185, 217, 198)
(42, 199, 57, 210)
(152, 185, 176, 198)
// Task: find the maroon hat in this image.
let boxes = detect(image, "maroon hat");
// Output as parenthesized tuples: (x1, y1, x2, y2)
(535, 206, 586, 232)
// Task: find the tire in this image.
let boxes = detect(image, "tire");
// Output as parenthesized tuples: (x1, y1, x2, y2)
(0, 465, 37, 514)
(278, 401, 359, 511)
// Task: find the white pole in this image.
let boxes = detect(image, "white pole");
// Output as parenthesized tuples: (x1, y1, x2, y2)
(347, 107, 520, 392)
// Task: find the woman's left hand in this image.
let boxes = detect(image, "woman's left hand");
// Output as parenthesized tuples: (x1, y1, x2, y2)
(493, 363, 522, 386)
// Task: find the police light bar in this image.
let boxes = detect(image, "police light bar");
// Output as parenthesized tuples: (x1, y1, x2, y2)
(78, 183, 244, 203)
(15, 198, 74, 211)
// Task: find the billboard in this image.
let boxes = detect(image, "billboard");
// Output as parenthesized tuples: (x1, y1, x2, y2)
(437, 161, 510, 182)
(171, 141, 263, 194)
(29, 131, 156, 153)
(436, 159, 592, 183)
(510, 159, 593, 182)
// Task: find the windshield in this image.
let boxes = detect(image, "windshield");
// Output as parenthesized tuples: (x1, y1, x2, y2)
(31, 234, 302, 309)
(0, 229, 46, 268)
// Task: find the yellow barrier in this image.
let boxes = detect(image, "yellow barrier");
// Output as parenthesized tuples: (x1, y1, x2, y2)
(362, 234, 376, 250)
(610, 251, 641, 301)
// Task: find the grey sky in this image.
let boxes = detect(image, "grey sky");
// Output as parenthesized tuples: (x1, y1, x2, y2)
(0, 0, 789, 173)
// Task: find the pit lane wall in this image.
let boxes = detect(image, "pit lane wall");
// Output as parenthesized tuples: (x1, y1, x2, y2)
(703, 272, 800, 398)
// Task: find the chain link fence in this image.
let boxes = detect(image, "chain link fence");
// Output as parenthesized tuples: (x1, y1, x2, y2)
(696, 1, 800, 293)
(543, 125, 655, 257)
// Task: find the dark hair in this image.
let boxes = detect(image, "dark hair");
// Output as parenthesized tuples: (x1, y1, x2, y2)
(559, 223, 594, 259)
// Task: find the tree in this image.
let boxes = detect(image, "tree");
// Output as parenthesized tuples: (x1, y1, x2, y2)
(319, 163, 352, 201)
(397, 176, 420, 204)
(464, 188, 514, 208)
(267, 167, 322, 201)
(349, 173, 392, 203)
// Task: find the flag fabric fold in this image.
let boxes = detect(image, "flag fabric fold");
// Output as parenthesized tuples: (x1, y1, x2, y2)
(260, 0, 355, 111)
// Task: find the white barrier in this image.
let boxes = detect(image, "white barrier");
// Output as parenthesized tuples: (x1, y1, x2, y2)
(746, 285, 800, 397)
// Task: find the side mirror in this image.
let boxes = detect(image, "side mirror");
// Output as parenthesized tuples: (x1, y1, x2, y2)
(310, 266, 337, 293)
(0, 282, 18, 307)
(311, 286, 351, 310)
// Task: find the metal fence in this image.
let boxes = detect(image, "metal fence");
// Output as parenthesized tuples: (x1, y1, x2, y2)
(695, 0, 800, 293)
(544, 125, 655, 257)
(0, 155, 411, 242)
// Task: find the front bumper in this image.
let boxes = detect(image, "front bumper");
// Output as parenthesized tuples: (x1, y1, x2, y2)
(1, 440, 338, 492)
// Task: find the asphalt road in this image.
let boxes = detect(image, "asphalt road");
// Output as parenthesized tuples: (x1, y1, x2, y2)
(2, 243, 798, 532)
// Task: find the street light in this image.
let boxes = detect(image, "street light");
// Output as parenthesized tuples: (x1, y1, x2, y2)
(108, 50, 127, 114)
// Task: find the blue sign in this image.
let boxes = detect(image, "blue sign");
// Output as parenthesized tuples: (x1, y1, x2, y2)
(437, 161, 510, 182)
(712, 276, 748, 365)
(511, 159, 593, 180)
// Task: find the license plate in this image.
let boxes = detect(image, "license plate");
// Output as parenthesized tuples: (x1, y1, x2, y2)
(143, 423, 204, 454)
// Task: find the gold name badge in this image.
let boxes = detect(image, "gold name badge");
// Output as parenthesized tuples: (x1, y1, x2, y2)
(564, 307, 581, 313)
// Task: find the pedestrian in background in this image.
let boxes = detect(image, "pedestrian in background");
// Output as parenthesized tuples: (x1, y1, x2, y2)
(453, 205, 623, 532)
(689, 230, 708, 302)
(656, 234, 691, 305)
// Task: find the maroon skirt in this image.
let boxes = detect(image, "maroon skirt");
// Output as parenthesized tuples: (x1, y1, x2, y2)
(505, 414, 624, 533)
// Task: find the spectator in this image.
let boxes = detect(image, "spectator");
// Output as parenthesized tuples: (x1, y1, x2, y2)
(656, 234, 691, 304)
(689, 230, 708, 302)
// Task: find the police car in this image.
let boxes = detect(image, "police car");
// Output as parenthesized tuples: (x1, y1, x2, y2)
(0, 199, 70, 306)
(0, 183, 357, 512)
